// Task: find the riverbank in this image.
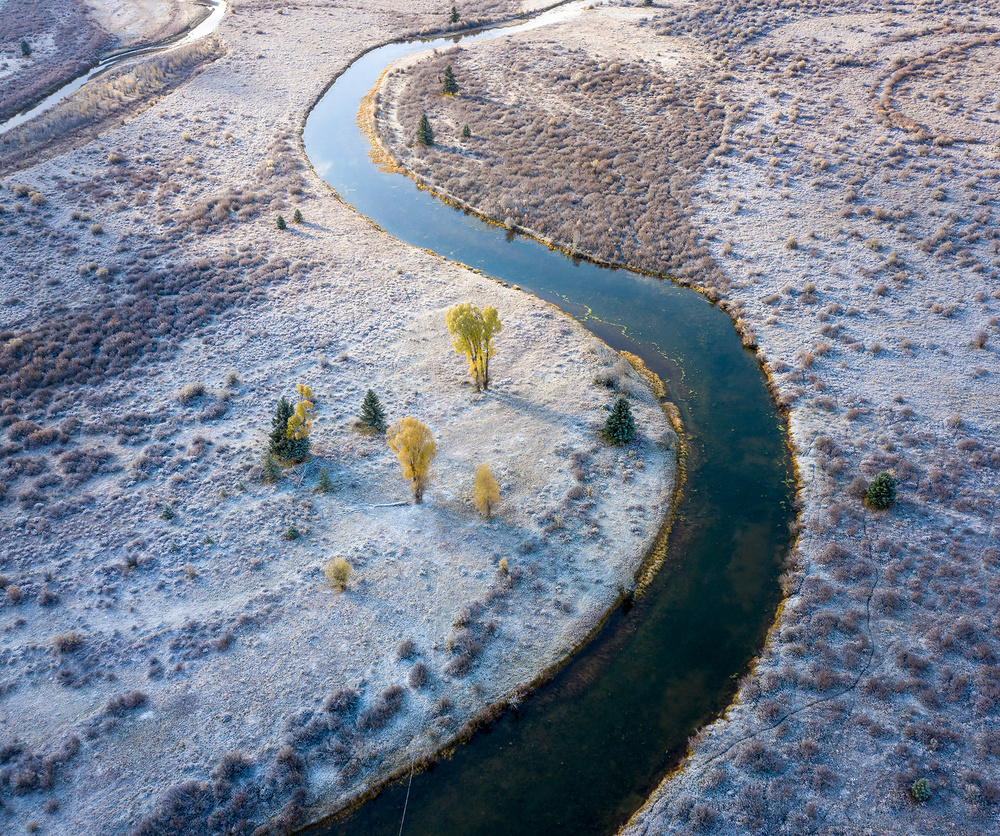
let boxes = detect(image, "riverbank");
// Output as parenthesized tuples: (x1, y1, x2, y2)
(0, 1, 678, 834)
(0, 0, 199, 123)
(379, 2, 1000, 833)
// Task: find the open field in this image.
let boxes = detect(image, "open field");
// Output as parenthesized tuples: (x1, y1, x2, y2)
(0, 1, 682, 833)
(6, 0, 1000, 832)
(379, 1, 1000, 833)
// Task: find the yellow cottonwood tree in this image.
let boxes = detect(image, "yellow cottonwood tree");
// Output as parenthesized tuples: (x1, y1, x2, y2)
(286, 383, 314, 441)
(387, 417, 437, 503)
(473, 463, 499, 519)
(446, 303, 502, 391)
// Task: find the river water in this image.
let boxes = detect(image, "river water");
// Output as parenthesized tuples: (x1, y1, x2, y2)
(299, 3, 795, 834)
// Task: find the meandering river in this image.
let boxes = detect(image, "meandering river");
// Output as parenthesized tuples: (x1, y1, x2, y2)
(299, 3, 795, 833)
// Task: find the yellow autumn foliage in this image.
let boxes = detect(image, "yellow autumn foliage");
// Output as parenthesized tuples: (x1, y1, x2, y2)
(446, 303, 502, 391)
(473, 463, 499, 519)
(324, 557, 351, 590)
(387, 417, 437, 503)
(287, 383, 314, 441)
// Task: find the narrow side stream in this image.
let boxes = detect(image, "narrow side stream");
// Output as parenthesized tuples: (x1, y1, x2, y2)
(300, 5, 795, 834)
(0, 0, 227, 135)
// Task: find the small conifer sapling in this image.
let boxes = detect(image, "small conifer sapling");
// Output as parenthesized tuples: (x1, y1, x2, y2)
(449, 5, 459, 24)
(360, 388, 388, 433)
(442, 65, 458, 95)
(293, 208, 303, 223)
(20, 39, 31, 57)
(262, 452, 281, 483)
(316, 468, 332, 493)
(461, 123, 471, 139)
(865, 471, 897, 509)
(910, 778, 931, 803)
(269, 397, 294, 458)
(604, 397, 635, 444)
(276, 214, 287, 230)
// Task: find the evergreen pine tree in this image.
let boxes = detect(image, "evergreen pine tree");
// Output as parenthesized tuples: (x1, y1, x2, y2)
(269, 397, 302, 459)
(20, 39, 31, 57)
(262, 452, 281, 483)
(442, 65, 458, 95)
(416, 113, 434, 146)
(461, 123, 471, 138)
(604, 397, 636, 444)
(292, 208, 303, 223)
(449, 5, 459, 24)
(288, 434, 310, 462)
(865, 471, 897, 509)
(360, 388, 387, 433)
(276, 214, 286, 230)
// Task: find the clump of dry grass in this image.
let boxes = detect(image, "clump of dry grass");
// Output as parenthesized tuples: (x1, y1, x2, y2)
(358, 684, 405, 732)
(52, 631, 83, 654)
(324, 557, 351, 590)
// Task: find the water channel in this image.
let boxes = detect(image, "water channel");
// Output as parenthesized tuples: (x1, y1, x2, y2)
(302, 3, 795, 834)
(0, 0, 227, 136)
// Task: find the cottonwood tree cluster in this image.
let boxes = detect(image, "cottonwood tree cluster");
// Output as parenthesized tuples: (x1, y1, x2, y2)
(446, 302, 501, 391)
(259, 305, 633, 509)
(262, 306, 508, 507)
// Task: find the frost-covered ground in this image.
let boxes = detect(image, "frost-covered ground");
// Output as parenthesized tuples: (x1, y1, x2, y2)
(0, 1, 677, 833)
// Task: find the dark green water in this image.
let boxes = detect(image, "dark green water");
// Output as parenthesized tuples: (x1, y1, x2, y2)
(301, 7, 795, 834)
